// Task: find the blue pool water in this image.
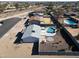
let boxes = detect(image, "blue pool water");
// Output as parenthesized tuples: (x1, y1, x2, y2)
(47, 26, 56, 33)
(64, 18, 77, 25)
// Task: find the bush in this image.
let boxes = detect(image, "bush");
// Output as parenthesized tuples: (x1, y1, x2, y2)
(0, 3, 8, 13)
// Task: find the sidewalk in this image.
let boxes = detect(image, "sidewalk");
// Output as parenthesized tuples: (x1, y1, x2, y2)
(0, 10, 32, 22)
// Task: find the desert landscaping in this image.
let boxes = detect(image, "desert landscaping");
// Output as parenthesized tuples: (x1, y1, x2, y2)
(0, 2, 79, 58)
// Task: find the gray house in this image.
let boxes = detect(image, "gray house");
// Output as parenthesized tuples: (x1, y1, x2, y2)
(21, 24, 41, 42)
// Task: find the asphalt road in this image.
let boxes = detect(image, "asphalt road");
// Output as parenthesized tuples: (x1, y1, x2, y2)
(0, 17, 21, 38)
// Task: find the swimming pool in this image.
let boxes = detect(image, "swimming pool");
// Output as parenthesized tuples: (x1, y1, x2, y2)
(64, 18, 77, 25)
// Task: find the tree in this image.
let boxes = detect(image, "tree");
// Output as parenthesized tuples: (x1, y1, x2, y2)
(0, 3, 8, 13)
(14, 3, 20, 10)
(14, 2, 30, 11)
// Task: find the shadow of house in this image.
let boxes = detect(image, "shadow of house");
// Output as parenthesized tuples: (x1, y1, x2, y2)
(31, 42, 39, 55)
(14, 32, 39, 55)
(14, 32, 23, 44)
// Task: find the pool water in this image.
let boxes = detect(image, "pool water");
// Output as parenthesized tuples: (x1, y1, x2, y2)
(64, 18, 77, 25)
(47, 26, 57, 33)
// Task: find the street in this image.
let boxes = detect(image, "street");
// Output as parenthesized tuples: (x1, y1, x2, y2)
(0, 17, 21, 38)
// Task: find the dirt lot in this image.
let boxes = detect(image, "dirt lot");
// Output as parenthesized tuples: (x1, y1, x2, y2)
(0, 10, 26, 18)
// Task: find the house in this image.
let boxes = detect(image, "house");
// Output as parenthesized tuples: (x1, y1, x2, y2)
(21, 24, 41, 43)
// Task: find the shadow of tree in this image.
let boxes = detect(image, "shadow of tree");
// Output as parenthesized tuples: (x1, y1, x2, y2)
(14, 32, 23, 44)
(75, 33, 79, 40)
